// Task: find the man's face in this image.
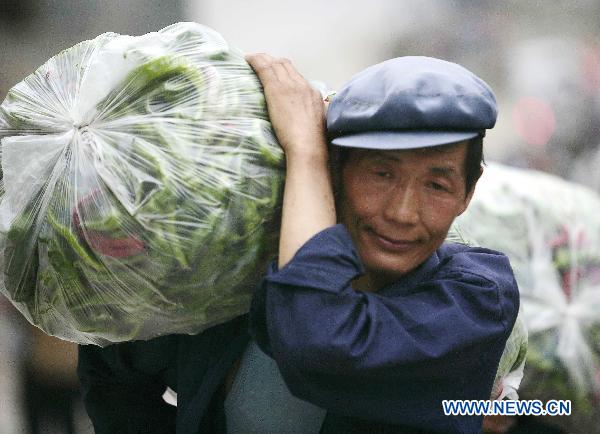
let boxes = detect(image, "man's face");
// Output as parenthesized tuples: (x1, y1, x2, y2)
(339, 141, 476, 285)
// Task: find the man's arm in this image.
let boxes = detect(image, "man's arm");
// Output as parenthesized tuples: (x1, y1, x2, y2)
(245, 54, 336, 268)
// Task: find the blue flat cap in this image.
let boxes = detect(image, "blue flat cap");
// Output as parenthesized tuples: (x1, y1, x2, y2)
(327, 56, 497, 149)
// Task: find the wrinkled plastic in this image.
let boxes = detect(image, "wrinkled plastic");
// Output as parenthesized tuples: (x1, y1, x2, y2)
(451, 163, 600, 409)
(0, 23, 284, 346)
(490, 314, 527, 400)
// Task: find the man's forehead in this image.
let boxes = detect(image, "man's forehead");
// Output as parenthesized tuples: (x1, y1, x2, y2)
(354, 141, 468, 161)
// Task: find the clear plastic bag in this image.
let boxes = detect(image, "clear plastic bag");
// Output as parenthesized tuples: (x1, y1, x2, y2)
(0, 23, 284, 346)
(490, 313, 527, 400)
(451, 163, 600, 410)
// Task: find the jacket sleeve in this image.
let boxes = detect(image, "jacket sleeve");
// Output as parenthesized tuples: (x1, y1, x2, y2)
(250, 224, 519, 427)
(77, 337, 177, 434)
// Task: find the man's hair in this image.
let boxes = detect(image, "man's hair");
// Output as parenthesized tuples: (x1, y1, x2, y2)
(464, 136, 484, 194)
(331, 136, 484, 196)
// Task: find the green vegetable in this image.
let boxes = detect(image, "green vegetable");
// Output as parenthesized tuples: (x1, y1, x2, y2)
(491, 314, 528, 400)
(0, 22, 284, 346)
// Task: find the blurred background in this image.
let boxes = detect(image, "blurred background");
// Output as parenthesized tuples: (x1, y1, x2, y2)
(0, 0, 599, 433)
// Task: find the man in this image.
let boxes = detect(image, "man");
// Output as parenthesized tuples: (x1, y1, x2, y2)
(245, 54, 519, 433)
(78, 55, 518, 434)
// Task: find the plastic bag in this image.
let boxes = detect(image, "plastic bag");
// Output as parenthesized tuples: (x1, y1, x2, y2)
(0, 22, 284, 346)
(490, 313, 527, 400)
(450, 163, 600, 410)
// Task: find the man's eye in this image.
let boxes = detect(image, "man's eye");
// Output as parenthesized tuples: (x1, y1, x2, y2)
(375, 171, 392, 178)
(428, 182, 447, 191)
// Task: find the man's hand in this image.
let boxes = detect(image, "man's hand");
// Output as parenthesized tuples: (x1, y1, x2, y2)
(245, 53, 328, 161)
(246, 53, 335, 268)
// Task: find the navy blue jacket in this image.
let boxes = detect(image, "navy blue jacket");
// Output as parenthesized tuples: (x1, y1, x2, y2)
(250, 224, 520, 433)
(78, 224, 518, 434)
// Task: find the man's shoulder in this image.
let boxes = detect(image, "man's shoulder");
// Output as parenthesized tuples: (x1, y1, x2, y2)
(439, 241, 507, 257)
(435, 242, 519, 300)
(437, 242, 514, 278)
(436, 242, 520, 325)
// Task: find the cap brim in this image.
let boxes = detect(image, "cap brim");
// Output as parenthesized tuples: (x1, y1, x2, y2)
(330, 130, 480, 150)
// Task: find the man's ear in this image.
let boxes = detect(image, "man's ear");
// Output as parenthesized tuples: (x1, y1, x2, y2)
(458, 166, 483, 216)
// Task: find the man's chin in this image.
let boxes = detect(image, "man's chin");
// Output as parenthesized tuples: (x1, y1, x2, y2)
(357, 241, 428, 281)
(363, 259, 415, 282)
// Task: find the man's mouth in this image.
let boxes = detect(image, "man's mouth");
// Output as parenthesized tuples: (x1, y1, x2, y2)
(367, 227, 419, 252)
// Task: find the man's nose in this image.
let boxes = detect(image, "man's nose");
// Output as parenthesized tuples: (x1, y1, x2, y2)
(383, 183, 420, 225)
